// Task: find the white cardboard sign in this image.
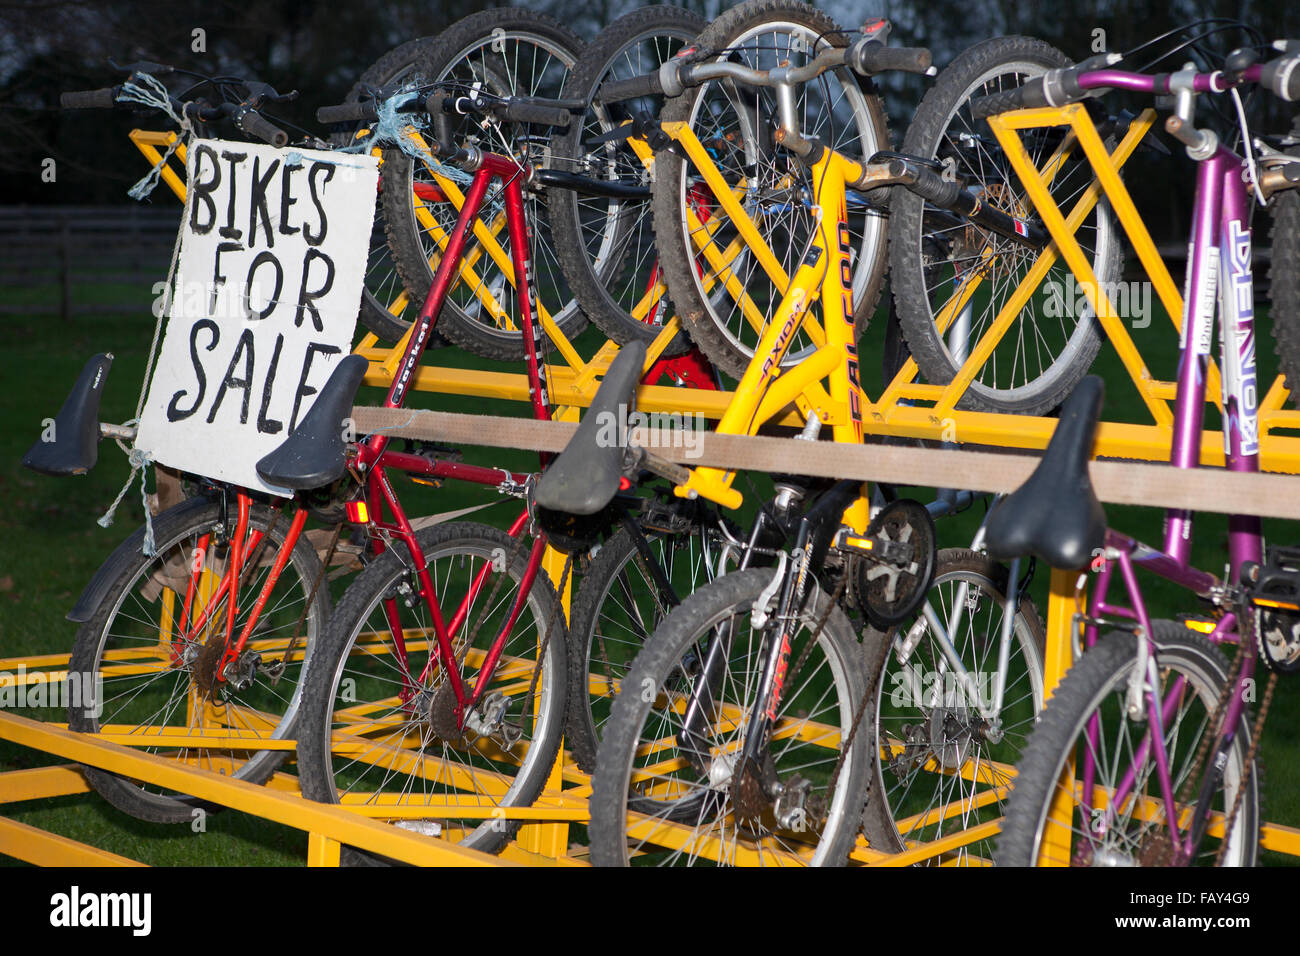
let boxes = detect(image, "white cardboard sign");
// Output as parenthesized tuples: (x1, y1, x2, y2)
(135, 139, 379, 496)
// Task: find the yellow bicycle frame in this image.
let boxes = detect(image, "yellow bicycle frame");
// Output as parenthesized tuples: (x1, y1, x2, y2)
(666, 122, 870, 528)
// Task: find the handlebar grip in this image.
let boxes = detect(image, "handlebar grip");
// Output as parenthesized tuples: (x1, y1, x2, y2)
(499, 97, 573, 128)
(891, 159, 962, 207)
(969, 78, 1047, 119)
(235, 109, 289, 147)
(598, 71, 664, 102)
(850, 40, 932, 76)
(317, 100, 380, 124)
(1261, 54, 1300, 102)
(61, 88, 118, 110)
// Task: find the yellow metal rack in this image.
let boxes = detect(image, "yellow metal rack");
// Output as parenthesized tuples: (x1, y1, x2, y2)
(3, 112, 1298, 867)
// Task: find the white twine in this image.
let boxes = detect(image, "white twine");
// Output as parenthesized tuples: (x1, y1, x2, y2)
(118, 72, 193, 201)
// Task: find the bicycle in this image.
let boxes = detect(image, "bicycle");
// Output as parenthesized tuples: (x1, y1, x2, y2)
(28, 72, 571, 830)
(288, 82, 765, 857)
(862, 497, 1046, 865)
(377, 9, 587, 359)
(975, 38, 1300, 866)
(583, 468, 938, 865)
(24, 68, 348, 822)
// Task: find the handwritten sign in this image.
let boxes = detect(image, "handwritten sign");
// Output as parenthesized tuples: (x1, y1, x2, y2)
(135, 139, 379, 496)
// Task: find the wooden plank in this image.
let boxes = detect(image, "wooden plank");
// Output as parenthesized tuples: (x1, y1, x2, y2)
(350, 406, 1300, 520)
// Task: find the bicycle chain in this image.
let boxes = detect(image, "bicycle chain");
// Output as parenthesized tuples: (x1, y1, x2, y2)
(1174, 623, 1249, 813)
(1167, 612, 1270, 865)
(1214, 668, 1276, 865)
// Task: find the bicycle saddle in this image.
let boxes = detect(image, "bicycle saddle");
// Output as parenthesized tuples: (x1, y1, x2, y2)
(534, 340, 646, 515)
(23, 353, 113, 476)
(256, 354, 368, 490)
(984, 375, 1107, 571)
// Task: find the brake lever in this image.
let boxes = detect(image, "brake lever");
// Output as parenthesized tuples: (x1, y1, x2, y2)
(110, 58, 174, 76)
(241, 81, 296, 106)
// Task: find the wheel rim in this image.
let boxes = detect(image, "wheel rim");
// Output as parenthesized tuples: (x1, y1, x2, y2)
(1029, 642, 1252, 867)
(912, 60, 1118, 407)
(81, 509, 318, 807)
(616, 586, 860, 866)
(404, 30, 579, 343)
(676, 20, 888, 369)
(563, 27, 700, 333)
(872, 565, 1044, 865)
(318, 537, 559, 850)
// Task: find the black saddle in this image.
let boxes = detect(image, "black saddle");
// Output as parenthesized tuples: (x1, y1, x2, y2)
(23, 353, 113, 476)
(534, 340, 646, 516)
(984, 376, 1107, 570)
(256, 354, 368, 490)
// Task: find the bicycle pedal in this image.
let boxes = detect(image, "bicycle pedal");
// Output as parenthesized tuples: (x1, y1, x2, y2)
(834, 527, 911, 565)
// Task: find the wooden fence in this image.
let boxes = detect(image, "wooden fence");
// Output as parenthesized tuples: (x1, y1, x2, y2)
(0, 205, 181, 320)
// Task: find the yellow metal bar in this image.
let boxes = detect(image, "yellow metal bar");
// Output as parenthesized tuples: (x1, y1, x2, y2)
(0, 711, 509, 866)
(1068, 107, 1223, 411)
(665, 121, 792, 296)
(875, 819, 1003, 866)
(307, 833, 341, 867)
(948, 110, 1165, 421)
(1040, 566, 1079, 865)
(0, 816, 148, 867)
(411, 200, 517, 331)
(128, 129, 188, 201)
(0, 765, 92, 802)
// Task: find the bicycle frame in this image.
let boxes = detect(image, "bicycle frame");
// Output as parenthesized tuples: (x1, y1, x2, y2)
(167, 150, 553, 733)
(1024, 74, 1267, 864)
(340, 151, 556, 723)
(666, 125, 872, 522)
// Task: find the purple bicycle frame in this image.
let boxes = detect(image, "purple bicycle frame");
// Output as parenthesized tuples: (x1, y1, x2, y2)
(1067, 67, 1266, 864)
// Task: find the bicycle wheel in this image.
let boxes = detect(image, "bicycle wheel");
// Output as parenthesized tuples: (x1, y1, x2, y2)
(547, 5, 705, 351)
(383, 10, 584, 360)
(889, 36, 1122, 415)
(1269, 188, 1300, 405)
(326, 37, 444, 343)
(861, 548, 1045, 864)
(995, 622, 1260, 866)
(66, 495, 329, 823)
(589, 566, 871, 866)
(296, 521, 566, 858)
(650, 0, 890, 380)
(565, 501, 734, 773)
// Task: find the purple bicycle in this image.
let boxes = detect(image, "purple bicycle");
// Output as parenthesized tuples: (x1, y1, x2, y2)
(973, 39, 1300, 866)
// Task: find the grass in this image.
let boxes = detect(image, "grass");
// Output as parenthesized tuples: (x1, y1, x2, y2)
(2, 254, 1299, 865)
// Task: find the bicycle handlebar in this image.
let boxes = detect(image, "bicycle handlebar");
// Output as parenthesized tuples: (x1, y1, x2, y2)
(970, 45, 1300, 118)
(60, 87, 119, 110)
(62, 69, 293, 146)
(318, 87, 574, 130)
(599, 34, 931, 103)
(317, 100, 379, 124)
(232, 108, 289, 147)
(598, 71, 664, 103)
(1261, 48, 1300, 100)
